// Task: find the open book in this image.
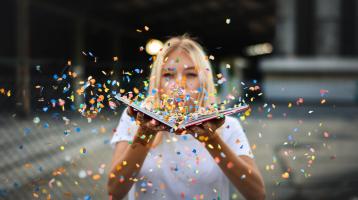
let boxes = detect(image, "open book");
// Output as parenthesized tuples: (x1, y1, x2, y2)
(114, 94, 250, 130)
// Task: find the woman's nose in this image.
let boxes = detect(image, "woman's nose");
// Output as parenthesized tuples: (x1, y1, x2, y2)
(175, 75, 187, 88)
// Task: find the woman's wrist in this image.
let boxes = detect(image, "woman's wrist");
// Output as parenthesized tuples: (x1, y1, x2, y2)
(132, 127, 156, 147)
(195, 130, 219, 142)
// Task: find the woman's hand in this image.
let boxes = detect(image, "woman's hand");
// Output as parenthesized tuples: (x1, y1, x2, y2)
(127, 107, 170, 139)
(175, 116, 225, 142)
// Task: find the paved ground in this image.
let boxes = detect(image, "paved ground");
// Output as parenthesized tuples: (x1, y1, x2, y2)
(0, 105, 357, 200)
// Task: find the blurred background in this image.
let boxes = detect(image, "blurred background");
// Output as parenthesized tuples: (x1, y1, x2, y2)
(0, 0, 358, 199)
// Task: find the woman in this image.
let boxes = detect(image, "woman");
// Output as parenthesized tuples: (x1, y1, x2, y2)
(107, 35, 265, 200)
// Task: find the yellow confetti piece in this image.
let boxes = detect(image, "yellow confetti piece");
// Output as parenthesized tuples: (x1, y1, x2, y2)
(92, 174, 101, 181)
(109, 173, 116, 178)
(60, 146, 65, 151)
(251, 144, 256, 150)
(281, 172, 290, 179)
(80, 147, 86, 154)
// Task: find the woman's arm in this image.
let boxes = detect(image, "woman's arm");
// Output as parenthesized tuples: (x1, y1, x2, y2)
(107, 108, 169, 199)
(107, 129, 155, 199)
(204, 133, 265, 200)
(181, 119, 265, 200)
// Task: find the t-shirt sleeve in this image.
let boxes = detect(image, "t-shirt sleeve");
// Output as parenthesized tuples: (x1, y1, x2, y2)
(224, 117, 254, 158)
(110, 107, 136, 149)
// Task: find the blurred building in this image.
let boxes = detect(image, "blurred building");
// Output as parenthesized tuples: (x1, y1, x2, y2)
(260, 0, 358, 104)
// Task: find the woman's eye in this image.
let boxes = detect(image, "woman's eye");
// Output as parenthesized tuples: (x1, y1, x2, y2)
(163, 73, 173, 78)
(186, 73, 198, 77)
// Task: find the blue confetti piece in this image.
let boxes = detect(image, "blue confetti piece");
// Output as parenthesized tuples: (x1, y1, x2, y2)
(64, 130, 70, 136)
(75, 127, 81, 133)
(103, 139, 110, 144)
(24, 128, 31, 136)
(185, 94, 190, 101)
(288, 135, 293, 141)
(134, 68, 141, 74)
(151, 89, 157, 95)
(53, 74, 58, 80)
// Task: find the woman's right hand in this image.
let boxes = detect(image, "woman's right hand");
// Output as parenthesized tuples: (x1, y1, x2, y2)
(127, 107, 170, 139)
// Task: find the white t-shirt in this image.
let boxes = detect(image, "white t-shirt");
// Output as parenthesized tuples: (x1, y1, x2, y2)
(110, 108, 254, 200)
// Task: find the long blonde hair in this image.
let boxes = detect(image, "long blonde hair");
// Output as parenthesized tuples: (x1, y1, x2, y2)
(142, 34, 222, 147)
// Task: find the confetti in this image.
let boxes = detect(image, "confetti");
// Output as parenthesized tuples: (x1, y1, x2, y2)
(225, 18, 231, 24)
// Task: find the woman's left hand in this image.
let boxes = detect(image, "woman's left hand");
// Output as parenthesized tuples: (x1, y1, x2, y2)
(175, 117, 225, 142)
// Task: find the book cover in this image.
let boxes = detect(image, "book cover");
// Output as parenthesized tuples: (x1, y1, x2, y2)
(114, 94, 249, 130)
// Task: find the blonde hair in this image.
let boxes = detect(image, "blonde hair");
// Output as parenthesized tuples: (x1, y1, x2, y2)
(141, 34, 223, 147)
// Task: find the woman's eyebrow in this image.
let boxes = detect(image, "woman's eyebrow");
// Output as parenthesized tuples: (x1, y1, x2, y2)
(184, 66, 196, 70)
(162, 66, 176, 72)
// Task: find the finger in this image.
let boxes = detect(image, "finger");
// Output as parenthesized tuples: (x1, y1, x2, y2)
(127, 106, 137, 117)
(218, 117, 225, 126)
(136, 112, 145, 123)
(202, 122, 214, 132)
(174, 128, 185, 135)
(188, 126, 202, 135)
(159, 124, 170, 132)
(150, 119, 159, 126)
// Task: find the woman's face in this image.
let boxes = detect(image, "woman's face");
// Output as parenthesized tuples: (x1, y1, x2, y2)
(159, 49, 201, 108)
